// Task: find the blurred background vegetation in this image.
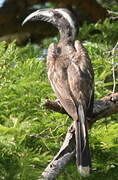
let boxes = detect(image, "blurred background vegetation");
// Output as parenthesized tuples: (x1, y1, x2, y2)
(0, 0, 118, 179)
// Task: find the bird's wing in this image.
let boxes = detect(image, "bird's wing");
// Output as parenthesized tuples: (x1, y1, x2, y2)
(47, 43, 78, 120)
(67, 40, 94, 112)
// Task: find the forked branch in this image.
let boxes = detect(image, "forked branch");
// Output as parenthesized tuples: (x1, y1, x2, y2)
(39, 93, 118, 180)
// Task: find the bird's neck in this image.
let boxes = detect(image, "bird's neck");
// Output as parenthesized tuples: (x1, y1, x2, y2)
(58, 24, 75, 44)
(59, 32, 74, 46)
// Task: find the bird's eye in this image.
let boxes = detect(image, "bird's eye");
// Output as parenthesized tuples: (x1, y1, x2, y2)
(54, 12, 62, 19)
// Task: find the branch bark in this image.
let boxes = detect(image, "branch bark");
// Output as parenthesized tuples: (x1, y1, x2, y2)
(39, 93, 118, 180)
(44, 93, 118, 125)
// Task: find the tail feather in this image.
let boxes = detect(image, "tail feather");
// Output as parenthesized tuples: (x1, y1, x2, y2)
(74, 103, 91, 177)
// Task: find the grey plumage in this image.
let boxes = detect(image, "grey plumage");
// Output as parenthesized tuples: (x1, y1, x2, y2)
(22, 8, 94, 176)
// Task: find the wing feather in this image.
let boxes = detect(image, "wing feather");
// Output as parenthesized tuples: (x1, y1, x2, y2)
(47, 43, 78, 120)
(67, 40, 94, 113)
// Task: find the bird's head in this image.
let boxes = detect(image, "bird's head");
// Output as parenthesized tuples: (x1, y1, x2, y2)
(22, 8, 78, 42)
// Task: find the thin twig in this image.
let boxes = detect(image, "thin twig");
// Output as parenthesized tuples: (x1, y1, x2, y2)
(107, 10, 118, 15)
(111, 42, 118, 93)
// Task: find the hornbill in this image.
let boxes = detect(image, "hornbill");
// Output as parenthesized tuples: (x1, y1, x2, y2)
(22, 8, 94, 177)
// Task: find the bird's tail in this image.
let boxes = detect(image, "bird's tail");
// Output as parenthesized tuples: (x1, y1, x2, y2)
(74, 102, 91, 177)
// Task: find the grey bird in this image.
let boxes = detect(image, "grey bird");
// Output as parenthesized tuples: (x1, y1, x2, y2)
(22, 8, 94, 176)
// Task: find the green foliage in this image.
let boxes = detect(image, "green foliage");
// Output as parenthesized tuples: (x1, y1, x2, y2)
(79, 19, 118, 98)
(101, 0, 118, 12)
(0, 18, 118, 180)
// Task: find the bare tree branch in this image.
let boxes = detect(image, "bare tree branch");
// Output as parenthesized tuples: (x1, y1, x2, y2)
(39, 93, 118, 180)
(111, 42, 118, 93)
(44, 93, 118, 125)
(39, 124, 75, 180)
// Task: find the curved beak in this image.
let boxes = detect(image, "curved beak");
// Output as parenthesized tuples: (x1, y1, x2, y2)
(22, 8, 54, 26)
